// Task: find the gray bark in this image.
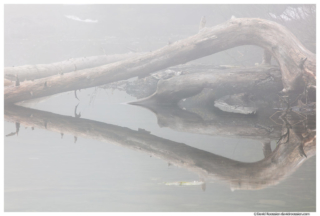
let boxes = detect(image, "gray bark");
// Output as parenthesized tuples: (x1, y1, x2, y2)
(131, 65, 283, 106)
(4, 18, 316, 104)
(5, 52, 146, 81)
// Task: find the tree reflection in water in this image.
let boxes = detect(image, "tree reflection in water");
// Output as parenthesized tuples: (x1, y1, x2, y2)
(5, 103, 315, 191)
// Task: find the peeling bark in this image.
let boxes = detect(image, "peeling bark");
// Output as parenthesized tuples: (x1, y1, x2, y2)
(4, 18, 316, 104)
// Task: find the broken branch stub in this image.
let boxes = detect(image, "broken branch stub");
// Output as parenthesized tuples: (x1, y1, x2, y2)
(5, 18, 316, 104)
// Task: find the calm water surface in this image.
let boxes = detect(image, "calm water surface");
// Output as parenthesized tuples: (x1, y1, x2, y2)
(4, 88, 316, 212)
(4, 5, 316, 212)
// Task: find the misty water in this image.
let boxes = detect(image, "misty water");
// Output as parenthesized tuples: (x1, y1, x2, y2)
(4, 5, 316, 212)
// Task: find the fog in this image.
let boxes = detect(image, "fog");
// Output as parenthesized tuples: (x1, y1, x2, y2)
(4, 4, 316, 212)
(5, 4, 315, 67)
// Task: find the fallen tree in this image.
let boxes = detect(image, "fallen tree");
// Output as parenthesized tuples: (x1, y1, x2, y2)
(130, 65, 283, 106)
(100, 63, 264, 99)
(4, 18, 316, 104)
(4, 52, 146, 81)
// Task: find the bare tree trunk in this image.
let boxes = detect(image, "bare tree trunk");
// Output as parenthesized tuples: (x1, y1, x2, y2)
(4, 18, 316, 104)
(131, 65, 283, 105)
(5, 52, 146, 81)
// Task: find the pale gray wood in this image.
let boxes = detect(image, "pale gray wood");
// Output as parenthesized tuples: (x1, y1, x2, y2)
(5, 18, 316, 104)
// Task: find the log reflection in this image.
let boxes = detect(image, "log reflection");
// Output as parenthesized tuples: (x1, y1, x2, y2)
(4, 105, 315, 191)
(134, 104, 284, 140)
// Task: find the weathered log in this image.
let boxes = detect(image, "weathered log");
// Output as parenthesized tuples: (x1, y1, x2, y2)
(4, 105, 315, 190)
(100, 63, 247, 99)
(4, 52, 146, 81)
(131, 65, 283, 106)
(4, 18, 316, 104)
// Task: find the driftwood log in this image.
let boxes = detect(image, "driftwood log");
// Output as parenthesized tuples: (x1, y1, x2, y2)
(4, 52, 146, 81)
(4, 18, 316, 104)
(131, 65, 283, 106)
(4, 105, 315, 190)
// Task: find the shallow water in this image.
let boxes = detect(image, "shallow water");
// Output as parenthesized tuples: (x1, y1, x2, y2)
(4, 4, 317, 212)
(4, 88, 316, 212)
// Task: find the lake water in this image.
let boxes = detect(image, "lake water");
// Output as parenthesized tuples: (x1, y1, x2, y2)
(4, 87, 316, 212)
(4, 4, 317, 212)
